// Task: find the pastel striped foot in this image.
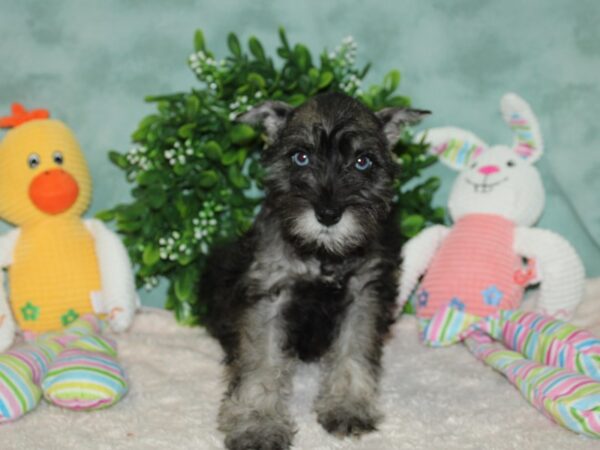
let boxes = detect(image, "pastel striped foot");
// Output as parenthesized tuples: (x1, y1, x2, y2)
(466, 333, 600, 439)
(0, 354, 42, 423)
(42, 347, 127, 411)
(0, 338, 63, 423)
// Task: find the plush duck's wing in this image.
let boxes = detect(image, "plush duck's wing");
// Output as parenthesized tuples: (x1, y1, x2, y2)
(84, 219, 139, 332)
(0, 229, 20, 350)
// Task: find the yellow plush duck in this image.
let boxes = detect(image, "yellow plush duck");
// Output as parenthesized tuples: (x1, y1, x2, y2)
(0, 103, 138, 350)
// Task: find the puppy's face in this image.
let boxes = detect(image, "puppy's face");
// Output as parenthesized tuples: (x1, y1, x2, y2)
(239, 93, 428, 255)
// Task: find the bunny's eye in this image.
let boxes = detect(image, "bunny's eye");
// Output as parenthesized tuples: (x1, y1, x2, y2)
(506, 160, 516, 167)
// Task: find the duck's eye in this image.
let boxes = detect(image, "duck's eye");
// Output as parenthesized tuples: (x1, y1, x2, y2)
(506, 160, 516, 167)
(291, 151, 310, 167)
(53, 151, 64, 165)
(27, 153, 41, 169)
(355, 155, 373, 171)
(470, 162, 478, 169)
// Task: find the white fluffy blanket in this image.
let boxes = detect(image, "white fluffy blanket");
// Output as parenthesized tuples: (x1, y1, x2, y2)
(2, 280, 600, 450)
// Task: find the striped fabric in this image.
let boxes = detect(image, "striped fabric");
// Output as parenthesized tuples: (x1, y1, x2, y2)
(430, 138, 485, 168)
(422, 306, 600, 438)
(42, 347, 127, 410)
(419, 307, 480, 346)
(0, 314, 127, 422)
(474, 310, 600, 380)
(465, 331, 600, 438)
(507, 112, 536, 158)
(0, 338, 63, 422)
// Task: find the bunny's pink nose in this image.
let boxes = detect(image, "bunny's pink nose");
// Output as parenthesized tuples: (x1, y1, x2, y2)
(478, 165, 500, 175)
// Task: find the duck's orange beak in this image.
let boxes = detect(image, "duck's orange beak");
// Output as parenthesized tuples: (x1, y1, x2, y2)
(29, 169, 79, 214)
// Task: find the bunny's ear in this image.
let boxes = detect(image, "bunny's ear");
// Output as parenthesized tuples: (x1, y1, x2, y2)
(416, 126, 488, 171)
(500, 93, 543, 163)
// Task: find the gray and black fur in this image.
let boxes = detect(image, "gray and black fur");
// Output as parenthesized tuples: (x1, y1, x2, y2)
(200, 92, 429, 450)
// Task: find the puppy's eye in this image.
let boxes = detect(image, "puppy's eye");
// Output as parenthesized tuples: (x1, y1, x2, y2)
(355, 155, 373, 171)
(506, 160, 516, 167)
(53, 151, 64, 165)
(291, 151, 310, 167)
(27, 153, 41, 169)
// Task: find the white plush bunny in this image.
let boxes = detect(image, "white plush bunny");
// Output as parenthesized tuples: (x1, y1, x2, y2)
(400, 93, 585, 320)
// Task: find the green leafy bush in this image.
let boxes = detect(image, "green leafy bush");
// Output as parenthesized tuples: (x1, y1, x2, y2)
(99, 28, 444, 324)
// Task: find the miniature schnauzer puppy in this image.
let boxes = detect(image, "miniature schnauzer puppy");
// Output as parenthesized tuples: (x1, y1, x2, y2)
(200, 92, 428, 450)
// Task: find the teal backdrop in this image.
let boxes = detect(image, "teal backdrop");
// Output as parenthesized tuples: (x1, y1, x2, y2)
(1, 0, 599, 307)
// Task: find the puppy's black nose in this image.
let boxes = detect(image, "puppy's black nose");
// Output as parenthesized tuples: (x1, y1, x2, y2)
(315, 207, 342, 226)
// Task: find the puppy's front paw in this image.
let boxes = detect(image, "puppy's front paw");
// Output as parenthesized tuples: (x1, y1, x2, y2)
(225, 425, 293, 450)
(317, 403, 381, 438)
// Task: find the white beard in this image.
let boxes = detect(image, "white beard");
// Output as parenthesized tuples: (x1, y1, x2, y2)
(291, 209, 364, 254)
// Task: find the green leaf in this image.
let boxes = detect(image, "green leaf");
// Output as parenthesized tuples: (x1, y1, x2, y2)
(142, 245, 161, 266)
(186, 95, 200, 115)
(95, 209, 115, 222)
(293, 44, 312, 72)
(198, 170, 219, 188)
(236, 148, 248, 165)
(318, 71, 334, 89)
(203, 140, 222, 160)
(229, 124, 256, 144)
(146, 186, 167, 209)
(194, 29, 206, 52)
(383, 70, 401, 93)
(287, 94, 306, 106)
(247, 72, 266, 89)
(228, 165, 250, 189)
(227, 32, 242, 58)
(136, 170, 162, 186)
(248, 36, 265, 61)
(220, 151, 238, 166)
(175, 268, 196, 302)
(401, 214, 425, 238)
(177, 252, 195, 266)
(137, 114, 159, 130)
(109, 151, 128, 169)
(384, 95, 410, 108)
(178, 123, 196, 138)
(278, 26, 290, 50)
(116, 219, 141, 232)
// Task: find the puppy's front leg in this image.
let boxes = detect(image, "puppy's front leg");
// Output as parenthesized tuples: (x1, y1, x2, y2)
(219, 298, 296, 450)
(314, 279, 386, 438)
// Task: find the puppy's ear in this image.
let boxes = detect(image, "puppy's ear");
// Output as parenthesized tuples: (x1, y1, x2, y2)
(376, 108, 431, 147)
(236, 100, 293, 143)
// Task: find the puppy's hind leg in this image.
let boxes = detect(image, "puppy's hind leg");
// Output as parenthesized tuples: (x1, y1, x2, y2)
(219, 298, 296, 450)
(314, 274, 389, 438)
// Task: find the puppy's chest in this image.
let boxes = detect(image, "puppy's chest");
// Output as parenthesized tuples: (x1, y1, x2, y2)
(253, 252, 356, 362)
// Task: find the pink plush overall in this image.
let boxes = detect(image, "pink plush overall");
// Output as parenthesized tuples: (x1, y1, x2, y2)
(416, 214, 524, 319)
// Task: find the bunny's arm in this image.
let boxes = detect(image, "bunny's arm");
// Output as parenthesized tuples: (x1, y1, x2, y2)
(514, 227, 585, 319)
(398, 225, 450, 307)
(85, 219, 140, 332)
(0, 229, 20, 351)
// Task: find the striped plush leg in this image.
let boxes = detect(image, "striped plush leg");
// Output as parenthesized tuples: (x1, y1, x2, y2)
(0, 337, 63, 423)
(465, 328, 600, 438)
(42, 315, 128, 411)
(474, 310, 600, 379)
